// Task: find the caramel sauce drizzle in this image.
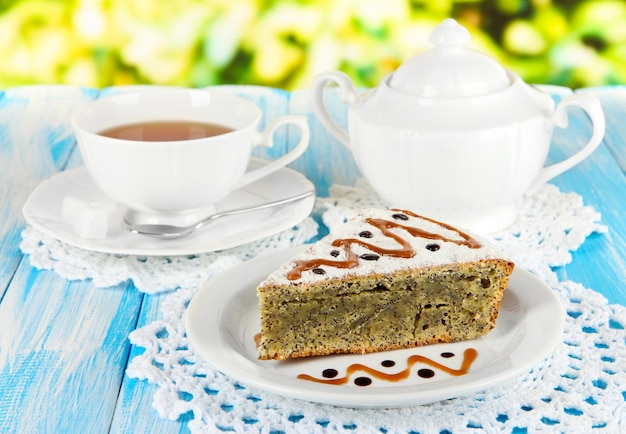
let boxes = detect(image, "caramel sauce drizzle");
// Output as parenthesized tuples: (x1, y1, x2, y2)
(287, 209, 481, 280)
(297, 348, 478, 385)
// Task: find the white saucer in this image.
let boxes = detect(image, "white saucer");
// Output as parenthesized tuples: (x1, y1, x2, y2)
(186, 247, 565, 408)
(22, 161, 315, 256)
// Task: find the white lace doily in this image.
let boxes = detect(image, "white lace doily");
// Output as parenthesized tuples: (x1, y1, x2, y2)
(20, 182, 626, 433)
(20, 217, 319, 294)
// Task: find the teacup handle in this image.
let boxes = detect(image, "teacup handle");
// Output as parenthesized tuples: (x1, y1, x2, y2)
(235, 115, 310, 189)
(532, 93, 605, 188)
(312, 71, 358, 149)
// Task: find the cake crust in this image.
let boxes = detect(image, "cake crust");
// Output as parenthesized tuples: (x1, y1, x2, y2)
(257, 208, 514, 360)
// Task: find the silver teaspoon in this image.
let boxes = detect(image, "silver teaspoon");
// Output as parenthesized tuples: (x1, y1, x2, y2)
(124, 190, 314, 239)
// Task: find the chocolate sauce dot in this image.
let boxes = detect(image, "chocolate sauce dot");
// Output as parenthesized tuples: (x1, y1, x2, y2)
(381, 360, 395, 368)
(359, 230, 374, 238)
(312, 268, 326, 275)
(354, 377, 372, 386)
(418, 369, 435, 379)
(426, 243, 440, 252)
(359, 253, 380, 261)
(330, 250, 340, 257)
(322, 369, 338, 378)
(392, 213, 409, 221)
(441, 352, 455, 358)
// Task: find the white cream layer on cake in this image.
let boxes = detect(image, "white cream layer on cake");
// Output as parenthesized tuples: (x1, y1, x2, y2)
(263, 208, 508, 286)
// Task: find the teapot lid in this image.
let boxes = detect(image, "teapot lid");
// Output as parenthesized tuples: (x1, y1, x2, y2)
(388, 19, 510, 97)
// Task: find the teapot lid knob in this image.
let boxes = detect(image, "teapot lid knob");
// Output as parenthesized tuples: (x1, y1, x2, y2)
(388, 19, 510, 98)
(429, 18, 470, 51)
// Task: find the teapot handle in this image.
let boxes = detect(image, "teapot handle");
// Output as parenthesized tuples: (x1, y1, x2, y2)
(532, 93, 606, 188)
(312, 71, 358, 149)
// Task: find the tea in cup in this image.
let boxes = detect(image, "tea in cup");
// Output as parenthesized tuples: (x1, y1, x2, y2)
(71, 88, 310, 227)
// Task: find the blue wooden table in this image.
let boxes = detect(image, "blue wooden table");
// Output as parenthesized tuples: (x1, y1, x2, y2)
(0, 84, 625, 433)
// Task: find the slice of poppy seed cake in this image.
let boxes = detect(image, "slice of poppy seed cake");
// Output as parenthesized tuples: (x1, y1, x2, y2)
(256, 208, 514, 360)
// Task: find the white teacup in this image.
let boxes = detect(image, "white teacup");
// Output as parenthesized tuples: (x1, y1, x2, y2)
(72, 88, 310, 226)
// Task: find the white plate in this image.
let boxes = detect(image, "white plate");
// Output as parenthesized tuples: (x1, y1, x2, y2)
(186, 247, 565, 408)
(22, 161, 315, 256)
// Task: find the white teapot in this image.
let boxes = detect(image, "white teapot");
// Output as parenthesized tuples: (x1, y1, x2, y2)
(313, 18, 605, 234)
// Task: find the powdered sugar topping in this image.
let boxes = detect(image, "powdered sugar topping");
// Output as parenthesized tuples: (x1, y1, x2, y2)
(263, 208, 509, 286)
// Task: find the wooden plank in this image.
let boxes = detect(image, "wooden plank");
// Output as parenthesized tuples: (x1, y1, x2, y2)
(578, 86, 626, 175)
(113, 87, 626, 434)
(0, 86, 98, 299)
(110, 293, 190, 433)
(0, 266, 142, 432)
(548, 89, 626, 304)
(287, 87, 362, 197)
(1, 84, 624, 434)
(0, 85, 146, 432)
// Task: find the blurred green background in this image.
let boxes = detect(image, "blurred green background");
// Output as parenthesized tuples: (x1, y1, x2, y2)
(0, 0, 624, 90)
